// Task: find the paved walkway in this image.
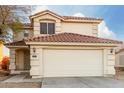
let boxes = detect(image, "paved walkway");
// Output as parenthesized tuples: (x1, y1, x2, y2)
(3, 75, 42, 83)
(3, 75, 25, 82)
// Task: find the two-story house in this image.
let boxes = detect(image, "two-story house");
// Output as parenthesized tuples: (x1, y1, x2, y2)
(5, 10, 122, 78)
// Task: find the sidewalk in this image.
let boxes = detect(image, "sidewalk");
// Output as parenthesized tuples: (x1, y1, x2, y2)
(3, 75, 42, 83)
(0, 75, 42, 88)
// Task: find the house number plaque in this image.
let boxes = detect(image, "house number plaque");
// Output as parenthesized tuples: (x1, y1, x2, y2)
(31, 53, 39, 60)
(32, 55, 37, 58)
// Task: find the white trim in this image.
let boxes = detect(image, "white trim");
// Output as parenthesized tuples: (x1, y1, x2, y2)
(6, 46, 28, 48)
(30, 12, 64, 20)
(63, 19, 102, 24)
(47, 23, 48, 34)
(26, 42, 121, 47)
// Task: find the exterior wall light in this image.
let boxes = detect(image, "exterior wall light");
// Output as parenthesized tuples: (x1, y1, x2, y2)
(110, 49, 114, 54)
(32, 47, 37, 58)
(33, 47, 36, 53)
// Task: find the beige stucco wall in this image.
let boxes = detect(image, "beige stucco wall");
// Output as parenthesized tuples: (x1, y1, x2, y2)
(106, 49, 115, 75)
(30, 46, 42, 78)
(9, 49, 16, 74)
(61, 22, 98, 36)
(33, 13, 98, 37)
(29, 45, 116, 78)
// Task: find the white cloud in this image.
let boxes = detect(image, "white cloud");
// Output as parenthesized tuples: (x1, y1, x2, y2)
(73, 12, 85, 17)
(31, 5, 49, 15)
(98, 21, 116, 39)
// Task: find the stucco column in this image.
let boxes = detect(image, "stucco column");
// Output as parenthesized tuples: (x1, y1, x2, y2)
(103, 48, 116, 77)
(30, 46, 42, 78)
(103, 49, 108, 76)
(9, 49, 16, 74)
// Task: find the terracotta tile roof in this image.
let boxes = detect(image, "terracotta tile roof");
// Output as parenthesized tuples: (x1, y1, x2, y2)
(63, 16, 102, 21)
(25, 33, 122, 44)
(5, 40, 26, 46)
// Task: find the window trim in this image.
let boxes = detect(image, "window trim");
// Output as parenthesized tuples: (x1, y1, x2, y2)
(47, 23, 48, 34)
(40, 22, 55, 34)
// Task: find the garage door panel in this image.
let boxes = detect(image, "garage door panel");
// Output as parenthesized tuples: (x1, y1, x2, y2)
(43, 49, 103, 77)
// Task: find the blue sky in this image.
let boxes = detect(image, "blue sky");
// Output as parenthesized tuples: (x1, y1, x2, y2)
(33, 5, 124, 41)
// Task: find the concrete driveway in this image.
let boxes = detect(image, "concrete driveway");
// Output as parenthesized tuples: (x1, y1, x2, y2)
(42, 77, 124, 88)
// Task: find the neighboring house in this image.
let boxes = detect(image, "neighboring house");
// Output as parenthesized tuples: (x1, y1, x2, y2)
(0, 42, 3, 62)
(13, 23, 33, 42)
(5, 10, 122, 78)
(115, 47, 124, 67)
(0, 41, 10, 62)
(0, 28, 13, 63)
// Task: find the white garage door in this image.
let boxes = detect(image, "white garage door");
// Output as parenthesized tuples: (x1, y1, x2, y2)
(43, 49, 103, 77)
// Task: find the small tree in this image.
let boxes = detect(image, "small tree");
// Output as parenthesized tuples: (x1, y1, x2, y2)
(0, 5, 31, 42)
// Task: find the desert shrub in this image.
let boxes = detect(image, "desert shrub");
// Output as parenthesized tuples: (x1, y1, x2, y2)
(1, 56, 10, 70)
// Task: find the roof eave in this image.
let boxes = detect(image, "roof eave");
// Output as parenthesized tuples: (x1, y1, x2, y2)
(29, 10, 64, 20)
(5, 45, 28, 48)
(63, 19, 103, 24)
(25, 42, 121, 47)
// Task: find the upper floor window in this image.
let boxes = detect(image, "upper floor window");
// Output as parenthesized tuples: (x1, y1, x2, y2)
(40, 23, 55, 34)
(24, 31, 29, 37)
